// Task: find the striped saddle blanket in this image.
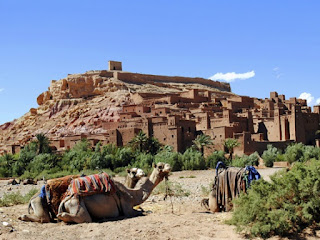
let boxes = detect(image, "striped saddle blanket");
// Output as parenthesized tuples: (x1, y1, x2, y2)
(66, 172, 116, 197)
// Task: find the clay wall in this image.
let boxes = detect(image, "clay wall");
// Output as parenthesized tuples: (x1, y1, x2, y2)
(117, 72, 231, 92)
(153, 124, 179, 151)
(118, 128, 141, 146)
(151, 107, 171, 116)
(119, 112, 140, 121)
(193, 112, 210, 130)
(108, 61, 122, 71)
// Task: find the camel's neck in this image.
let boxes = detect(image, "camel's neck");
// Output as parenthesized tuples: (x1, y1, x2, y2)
(130, 171, 163, 206)
(125, 176, 136, 189)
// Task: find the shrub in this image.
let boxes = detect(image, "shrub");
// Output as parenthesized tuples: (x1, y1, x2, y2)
(26, 153, 60, 177)
(206, 150, 227, 169)
(229, 159, 320, 238)
(0, 188, 38, 207)
(133, 153, 154, 170)
(231, 152, 259, 168)
(62, 139, 93, 171)
(153, 181, 190, 197)
(155, 147, 182, 171)
(262, 144, 279, 167)
(181, 148, 206, 170)
(283, 143, 305, 163)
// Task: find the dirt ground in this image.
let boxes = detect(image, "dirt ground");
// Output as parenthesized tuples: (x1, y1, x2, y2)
(1, 168, 320, 240)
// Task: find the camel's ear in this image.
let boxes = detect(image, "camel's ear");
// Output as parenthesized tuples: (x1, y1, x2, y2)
(126, 169, 130, 173)
(152, 162, 156, 168)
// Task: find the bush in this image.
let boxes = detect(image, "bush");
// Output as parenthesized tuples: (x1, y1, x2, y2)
(229, 159, 320, 238)
(0, 188, 38, 207)
(206, 150, 227, 169)
(153, 180, 190, 197)
(181, 148, 206, 170)
(155, 146, 182, 171)
(231, 152, 259, 168)
(262, 144, 279, 167)
(62, 139, 93, 171)
(284, 143, 305, 163)
(133, 153, 154, 170)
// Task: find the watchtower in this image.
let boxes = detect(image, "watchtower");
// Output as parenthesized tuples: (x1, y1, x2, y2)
(108, 61, 122, 71)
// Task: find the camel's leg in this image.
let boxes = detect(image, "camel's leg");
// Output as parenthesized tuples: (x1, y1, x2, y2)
(120, 200, 144, 218)
(209, 193, 220, 213)
(57, 197, 92, 223)
(19, 197, 50, 223)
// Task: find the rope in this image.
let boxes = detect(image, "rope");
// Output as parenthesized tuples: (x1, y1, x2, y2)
(164, 178, 174, 214)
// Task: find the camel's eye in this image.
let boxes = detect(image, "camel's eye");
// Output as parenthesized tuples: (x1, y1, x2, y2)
(158, 166, 163, 170)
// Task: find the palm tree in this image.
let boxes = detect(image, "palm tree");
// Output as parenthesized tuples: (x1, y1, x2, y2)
(223, 138, 240, 161)
(36, 133, 51, 154)
(192, 134, 213, 156)
(129, 131, 148, 152)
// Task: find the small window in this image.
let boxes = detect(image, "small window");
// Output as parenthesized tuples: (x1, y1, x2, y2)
(172, 135, 174, 138)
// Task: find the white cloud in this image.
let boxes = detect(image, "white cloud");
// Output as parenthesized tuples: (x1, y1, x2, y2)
(209, 70, 255, 82)
(299, 92, 315, 105)
(316, 98, 320, 105)
(273, 66, 283, 79)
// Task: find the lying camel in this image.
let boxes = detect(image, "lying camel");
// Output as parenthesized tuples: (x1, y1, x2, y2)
(19, 175, 80, 223)
(202, 166, 260, 212)
(124, 167, 145, 188)
(19, 167, 148, 223)
(57, 162, 171, 223)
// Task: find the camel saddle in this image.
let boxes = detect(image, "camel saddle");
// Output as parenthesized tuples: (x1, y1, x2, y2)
(45, 175, 80, 215)
(64, 172, 116, 198)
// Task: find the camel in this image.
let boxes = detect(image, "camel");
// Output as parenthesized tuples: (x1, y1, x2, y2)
(19, 174, 80, 223)
(202, 166, 260, 213)
(18, 167, 148, 223)
(56, 162, 171, 223)
(124, 167, 145, 188)
(7, 179, 20, 185)
(22, 178, 37, 185)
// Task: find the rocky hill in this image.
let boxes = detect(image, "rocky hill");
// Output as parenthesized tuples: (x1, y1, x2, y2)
(0, 68, 232, 152)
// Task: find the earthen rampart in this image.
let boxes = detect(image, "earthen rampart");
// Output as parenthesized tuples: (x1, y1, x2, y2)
(117, 72, 231, 92)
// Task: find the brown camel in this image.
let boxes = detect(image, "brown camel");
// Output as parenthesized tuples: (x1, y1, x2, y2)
(19, 166, 152, 223)
(124, 167, 145, 188)
(57, 162, 171, 223)
(202, 167, 246, 213)
(19, 175, 80, 223)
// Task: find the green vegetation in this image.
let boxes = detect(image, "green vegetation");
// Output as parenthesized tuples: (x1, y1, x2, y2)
(153, 180, 190, 197)
(192, 134, 213, 156)
(0, 188, 38, 207)
(223, 138, 240, 161)
(229, 159, 320, 238)
(1, 131, 320, 183)
(231, 152, 260, 168)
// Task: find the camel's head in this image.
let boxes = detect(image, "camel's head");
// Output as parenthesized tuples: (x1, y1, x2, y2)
(152, 162, 171, 181)
(127, 167, 146, 180)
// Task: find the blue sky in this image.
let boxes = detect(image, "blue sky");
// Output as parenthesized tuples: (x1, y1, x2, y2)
(0, 1, 319, 124)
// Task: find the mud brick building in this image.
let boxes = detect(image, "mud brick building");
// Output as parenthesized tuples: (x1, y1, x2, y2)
(2, 61, 320, 156)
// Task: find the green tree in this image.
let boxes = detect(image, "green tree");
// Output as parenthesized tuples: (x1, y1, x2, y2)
(206, 150, 227, 169)
(146, 136, 162, 155)
(192, 134, 213, 156)
(223, 138, 240, 161)
(35, 133, 51, 154)
(129, 131, 148, 152)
